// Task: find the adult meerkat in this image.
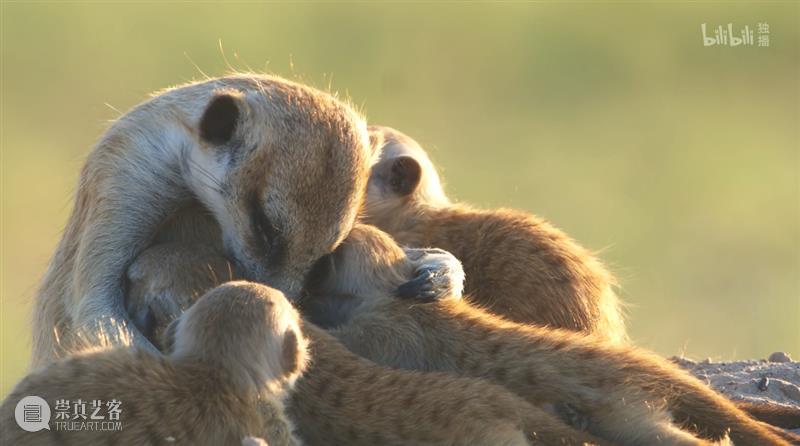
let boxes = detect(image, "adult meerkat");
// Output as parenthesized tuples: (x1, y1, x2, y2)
(306, 224, 798, 446)
(363, 125, 626, 343)
(33, 74, 373, 366)
(2, 282, 306, 446)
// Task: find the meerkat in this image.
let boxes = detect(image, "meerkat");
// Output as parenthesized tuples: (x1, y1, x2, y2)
(123, 226, 793, 445)
(32, 74, 374, 366)
(123, 267, 610, 446)
(304, 224, 798, 446)
(2, 281, 307, 446)
(363, 126, 800, 433)
(125, 225, 799, 444)
(125, 242, 237, 346)
(125, 242, 607, 445)
(362, 125, 626, 343)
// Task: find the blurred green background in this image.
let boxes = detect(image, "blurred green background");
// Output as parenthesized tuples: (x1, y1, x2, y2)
(1, 3, 798, 396)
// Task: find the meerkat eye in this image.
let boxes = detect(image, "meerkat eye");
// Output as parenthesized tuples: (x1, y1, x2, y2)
(249, 196, 278, 253)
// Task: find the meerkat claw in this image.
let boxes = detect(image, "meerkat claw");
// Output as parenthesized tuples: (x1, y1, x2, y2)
(397, 247, 465, 301)
(395, 269, 436, 300)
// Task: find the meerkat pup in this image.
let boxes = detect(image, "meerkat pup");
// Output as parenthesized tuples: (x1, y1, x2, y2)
(362, 125, 626, 343)
(125, 242, 237, 347)
(308, 224, 796, 446)
(124, 227, 797, 444)
(2, 282, 306, 446)
(125, 243, 606, 445)
(33, 74, 373, 366)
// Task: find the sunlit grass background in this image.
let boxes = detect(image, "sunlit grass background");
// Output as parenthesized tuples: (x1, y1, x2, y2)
(1, 2, 798, 396)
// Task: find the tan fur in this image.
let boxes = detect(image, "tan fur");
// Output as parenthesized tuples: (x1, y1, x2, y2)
(124, 239, 608, 445)
(32, 74, 372, 366)
(3, 282, 306, 446)
(123, 225, 798, 445)
(362, 128, 800, 438)
(363, 125, 626, 343)
(126, 237, 462, 349)
(312, 225, 791, 446)
(290, 318, 611, 446)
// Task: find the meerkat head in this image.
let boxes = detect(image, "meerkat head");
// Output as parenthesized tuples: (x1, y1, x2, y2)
(182, 76, 372, 299)
(362, 126, 449, 222)
(304, 224, 412, 299)
(166, 281, 309, 393)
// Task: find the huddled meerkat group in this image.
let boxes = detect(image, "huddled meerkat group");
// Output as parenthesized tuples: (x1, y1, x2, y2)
(2, 74, 799, 446)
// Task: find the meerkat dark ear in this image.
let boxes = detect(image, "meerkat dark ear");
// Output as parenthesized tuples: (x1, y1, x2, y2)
(199, 92, 244, 145)
(376, 156, 422, 197)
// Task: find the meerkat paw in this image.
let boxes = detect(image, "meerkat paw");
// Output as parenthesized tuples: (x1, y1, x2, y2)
(396, 247, 465, 301)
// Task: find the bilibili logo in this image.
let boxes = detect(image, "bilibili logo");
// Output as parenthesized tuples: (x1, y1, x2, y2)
(701, 23, 770, 47)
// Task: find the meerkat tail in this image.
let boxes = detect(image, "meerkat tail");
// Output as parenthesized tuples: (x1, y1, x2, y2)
(735, 401, 800, 430)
